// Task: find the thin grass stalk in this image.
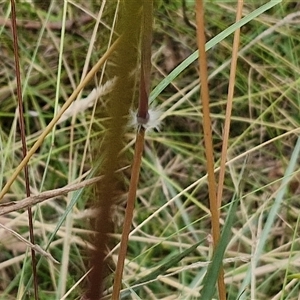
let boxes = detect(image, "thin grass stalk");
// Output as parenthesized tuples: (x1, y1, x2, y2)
(137, 0, 153, 122)
(216, 0, 243, 207)
(51, 2, 69, 297)
(112, 1, 153, 298)
(0, 176, 102, 216)
(111, 127, 145, 299)
(10, 0, 38, 298)
(0, 38, 120, 201)
(196, 1, 226, 299)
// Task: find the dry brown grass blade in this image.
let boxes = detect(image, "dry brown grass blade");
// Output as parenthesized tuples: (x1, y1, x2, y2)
(0, 223, 59, 264)
(196, 1, 225, 299)
(0, 14, 93, 31)
(216, 0, 244, 207)
(10, 0, 38, 297)
(0, 176, 102, 216)
(0, 37, 121, 201)
(111, 128, 145, 299)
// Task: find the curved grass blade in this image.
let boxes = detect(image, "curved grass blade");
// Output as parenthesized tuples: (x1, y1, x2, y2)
(150, 0, 282, 104)
(199, 194, 239, 300)
(117, 239, 205, 299)
(238, 136, 300, 299)
(20, 159, 103, 299)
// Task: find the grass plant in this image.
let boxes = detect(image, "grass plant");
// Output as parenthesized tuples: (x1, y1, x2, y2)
(1, 0, 300, 299)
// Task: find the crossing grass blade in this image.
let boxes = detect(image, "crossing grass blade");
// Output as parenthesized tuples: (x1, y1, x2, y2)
(150, 0, 282, 103)
(200, 194, 239, 300)
(117, 239, 205, 299)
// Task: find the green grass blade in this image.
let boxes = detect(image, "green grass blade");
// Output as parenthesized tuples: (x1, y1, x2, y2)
(119, 239, 205, 299)
(20, 159, 103, 299)
(238, 136, 300, 299)
(199, 194, 239, 300)
(150, 0, 282, 103)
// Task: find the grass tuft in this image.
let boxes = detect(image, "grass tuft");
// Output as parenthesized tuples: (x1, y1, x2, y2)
(1, 1, 300, 299)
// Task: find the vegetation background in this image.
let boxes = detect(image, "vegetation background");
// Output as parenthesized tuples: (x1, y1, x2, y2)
(0, 0, 300, 299)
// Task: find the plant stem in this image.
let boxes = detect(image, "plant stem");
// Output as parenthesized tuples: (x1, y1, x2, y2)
(216, 0, 243, 207)
(10, 0, 38, 298)
(112, 1, 153, 298)
(111, 127, 145, 299)
(137, 0, 153, 122)
(196, 1, 226, 299)
(85, 2, 143, 298)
